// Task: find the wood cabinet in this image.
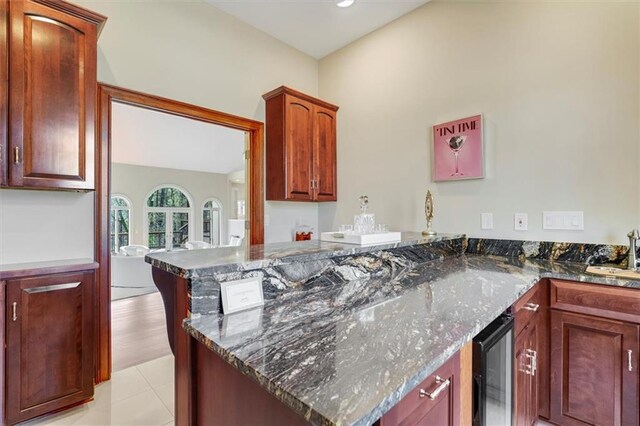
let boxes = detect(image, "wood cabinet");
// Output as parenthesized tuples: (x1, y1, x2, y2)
(5, 270, 95, 425)
(263, 86, 338, 202)
(549, 279, 640, 426)
(0, 0, 7, 186)
(379, 352, 461, 426)
(5, 0, 105, 190)
(514, 317, 538, 426)
(513, 282, 546, 426)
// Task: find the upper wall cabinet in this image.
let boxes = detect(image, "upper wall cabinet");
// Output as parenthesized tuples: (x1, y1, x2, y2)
(263, 86, 338, 202)
(5, 0, 106, 191)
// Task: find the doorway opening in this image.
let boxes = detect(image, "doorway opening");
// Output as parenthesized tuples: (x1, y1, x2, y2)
(95, 84, 264, 381)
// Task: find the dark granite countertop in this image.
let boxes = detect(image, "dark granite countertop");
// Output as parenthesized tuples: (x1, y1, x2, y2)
(183, 254, 640, 426)
(145, 232, 463, 279)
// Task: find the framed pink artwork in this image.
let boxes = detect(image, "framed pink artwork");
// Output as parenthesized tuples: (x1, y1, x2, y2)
(433, 114, 483, 181)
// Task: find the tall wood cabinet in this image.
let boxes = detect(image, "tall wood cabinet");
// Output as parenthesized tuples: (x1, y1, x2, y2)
(2, 0, 105, 190)
(0, 0, 7, 186)
(548, 280, 640, 426)
(263, 86, 338, 202)
(2, 268, 96, 425)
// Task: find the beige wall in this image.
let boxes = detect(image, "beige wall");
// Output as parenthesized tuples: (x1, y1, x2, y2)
(319, 1, 640, 244)
(111, 163, 231, 246)
(83, 0, 321, 244)
(0, 0, 320, 264)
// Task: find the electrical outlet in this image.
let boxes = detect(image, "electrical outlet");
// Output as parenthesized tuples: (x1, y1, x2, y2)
(514, 213, 528, 231)
(481, 213, 493, 230)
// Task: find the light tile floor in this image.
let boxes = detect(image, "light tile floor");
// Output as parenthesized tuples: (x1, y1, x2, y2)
(21, 355, 175, 426)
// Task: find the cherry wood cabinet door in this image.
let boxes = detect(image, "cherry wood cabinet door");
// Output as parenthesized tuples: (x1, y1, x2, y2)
(514, 321, 539, 426)
(9, 0, 97, 190)
(283, 95, 314, 201)
(264, 86, 339, 202)
(379, 352, 460, 426)
(549, 310, 639, 426)
(0, 0, 7, 186)
(313, 104, 337, 201)
(6, 271, 95, 425)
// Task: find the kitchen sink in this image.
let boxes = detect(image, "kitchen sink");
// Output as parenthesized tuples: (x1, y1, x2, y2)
(586, 265, 640, 280)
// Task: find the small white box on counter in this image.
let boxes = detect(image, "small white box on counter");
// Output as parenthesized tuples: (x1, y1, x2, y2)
(320, 231, 402, 246)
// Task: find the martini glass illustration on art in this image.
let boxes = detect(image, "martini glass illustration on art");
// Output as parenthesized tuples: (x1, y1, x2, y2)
(446, 135, 467, 176)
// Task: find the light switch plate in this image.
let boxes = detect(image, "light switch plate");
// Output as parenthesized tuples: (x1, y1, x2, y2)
(514, 213, 528, 231)
(542, 211, 584, 231)
(481, 213, 493, 230)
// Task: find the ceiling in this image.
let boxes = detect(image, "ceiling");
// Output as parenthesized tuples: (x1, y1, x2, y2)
(206, 0, 431, 59)
(111, 102, 246, 175)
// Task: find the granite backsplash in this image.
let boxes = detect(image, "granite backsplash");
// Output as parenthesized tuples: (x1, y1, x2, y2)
(189, 236, 637, 317)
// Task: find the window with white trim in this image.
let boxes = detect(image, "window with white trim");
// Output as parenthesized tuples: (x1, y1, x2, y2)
(145, 186, 193, 250)
(110, 195, 131, 254)
(202, 198, 223, 246)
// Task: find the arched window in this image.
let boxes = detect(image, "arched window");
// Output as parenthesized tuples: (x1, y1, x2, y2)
(110, 195, 131, 254)
(202, 198, 223, 246)
(144, 185, 193, 250)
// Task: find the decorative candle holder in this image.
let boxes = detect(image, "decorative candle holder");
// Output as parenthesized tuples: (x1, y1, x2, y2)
(422, 190, 437, 236)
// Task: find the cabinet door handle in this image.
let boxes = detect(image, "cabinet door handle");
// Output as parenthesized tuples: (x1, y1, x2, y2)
(526, 349, 537, 376)
(13, 147, 20, 165)
(12, 302, 17, 322)
(24, 282, 80, 294)
(523, 302, 539, 312)
(419, 376, 450, 400)
(628, 350, 633, 372)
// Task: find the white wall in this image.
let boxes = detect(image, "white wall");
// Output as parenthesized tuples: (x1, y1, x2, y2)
(0, 0, 321, 265)
(81, 0, 321, 244)
(319, 1, 640, 245)
(0, 190, 94, 264)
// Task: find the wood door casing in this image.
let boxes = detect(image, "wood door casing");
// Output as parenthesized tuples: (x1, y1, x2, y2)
(95, 84, 265, 383)
(0, 0, 7, 186)
(285, 95, 314, 200)
(6, 271, 95, 425)
(9, 0, 97, 190)
(313, 105, 337, 201)
(549, 310, 639, 426)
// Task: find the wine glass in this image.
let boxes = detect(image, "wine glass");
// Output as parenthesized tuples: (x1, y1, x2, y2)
(446, 135, 467, 176)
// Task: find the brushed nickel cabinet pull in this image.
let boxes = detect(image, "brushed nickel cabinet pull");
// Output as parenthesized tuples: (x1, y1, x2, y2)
(419, 376, 450, 400)
(523, 302, 539, 312)
(526, 349, 537, 376)
(24, 282, 81, 294)
(13, 147, 20, 165)
(628, 349, 633, 372)
(12, 302, 17, 322)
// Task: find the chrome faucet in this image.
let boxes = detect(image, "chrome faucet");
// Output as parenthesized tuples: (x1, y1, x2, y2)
(628, 229, 640, 270)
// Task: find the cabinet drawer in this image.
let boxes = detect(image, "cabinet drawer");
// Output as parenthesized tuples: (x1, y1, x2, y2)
(550, 279, 640, 324)
(513, 284, 542, 337)
(380, 352, 460, 426)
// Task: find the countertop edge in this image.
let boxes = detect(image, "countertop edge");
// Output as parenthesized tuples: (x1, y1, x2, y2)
(146, 234, 466, 279)
(0, 258, 99, 280)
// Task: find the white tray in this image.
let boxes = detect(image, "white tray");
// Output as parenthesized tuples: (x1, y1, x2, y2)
(320, 231, 402, 246)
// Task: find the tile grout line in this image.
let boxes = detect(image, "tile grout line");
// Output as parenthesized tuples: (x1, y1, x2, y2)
(135, 363, 175, 420)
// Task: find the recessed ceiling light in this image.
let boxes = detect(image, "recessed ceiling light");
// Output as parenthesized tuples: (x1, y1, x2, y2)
(336, 0, 355, 8)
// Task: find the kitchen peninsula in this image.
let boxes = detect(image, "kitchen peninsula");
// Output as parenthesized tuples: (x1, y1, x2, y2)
(146, 234, 640, 426)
